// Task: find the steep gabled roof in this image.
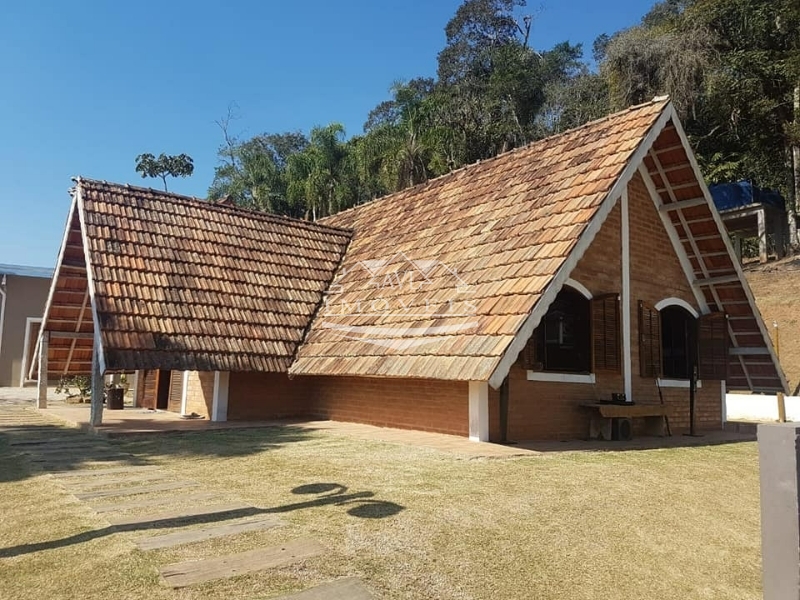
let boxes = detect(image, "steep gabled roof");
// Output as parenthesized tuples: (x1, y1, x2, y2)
(289, 99, 671, 383)
(38, 99, 787, 394)
(40, 179, 351, 374)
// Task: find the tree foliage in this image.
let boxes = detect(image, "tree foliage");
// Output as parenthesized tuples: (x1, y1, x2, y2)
(206, 0, 800, 250)
(135, 153, 194, 191)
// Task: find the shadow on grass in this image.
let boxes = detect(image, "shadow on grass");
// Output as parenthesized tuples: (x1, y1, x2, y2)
(0, 425, 316, 483)
(0, 482, 404, 558)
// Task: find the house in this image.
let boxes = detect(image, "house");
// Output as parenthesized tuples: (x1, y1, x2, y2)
(0, 263, 53, 387)
(33, 98, 787, 441)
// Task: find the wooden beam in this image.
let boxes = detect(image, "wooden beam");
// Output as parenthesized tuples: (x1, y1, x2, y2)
(89, 339, 104, 427)
(729, 347, 772, 356)
(660, 198, 707, 213)
(693, 274, 741, 287)
(656, 181, 702, 194)
(64, 289, 91, 374)
(49, 331, 94, 340)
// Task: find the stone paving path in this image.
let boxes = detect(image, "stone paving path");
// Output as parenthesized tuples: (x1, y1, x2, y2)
(0, 405, 376, 597)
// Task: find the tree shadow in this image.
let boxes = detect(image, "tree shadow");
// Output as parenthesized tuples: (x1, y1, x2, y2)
(0, 424, 316, 483)
(0, 482, 404, 558)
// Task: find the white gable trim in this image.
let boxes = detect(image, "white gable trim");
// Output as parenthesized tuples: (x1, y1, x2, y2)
(564, 278, 592, 300)
(487, 102, 674, 389)
(667, 109, 790, 394)
(75, 185, 107, 375)
(29, 195, 78, 379)
(655, 297, 700, 318)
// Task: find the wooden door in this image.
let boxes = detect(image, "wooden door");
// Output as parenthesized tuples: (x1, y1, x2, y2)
(138, 370, 159, 409)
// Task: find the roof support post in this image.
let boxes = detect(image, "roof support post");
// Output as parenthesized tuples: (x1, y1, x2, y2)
(468, 381, 489, 442)
(131, 370, 141, 408)
(180, 371, 189, 416)
(89, 341, 104, 427)
(621, 189, 632, 402)
(36, 332, 49, 409)
(212, 371, 229, 422)
(758, 206, 768, 264)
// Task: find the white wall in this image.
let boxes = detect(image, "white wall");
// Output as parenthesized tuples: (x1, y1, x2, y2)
(725, 394, 800, 423)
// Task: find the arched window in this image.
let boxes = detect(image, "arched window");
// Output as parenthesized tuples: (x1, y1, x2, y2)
(660, 305, 697, 379)
(533, 288, 591, 373)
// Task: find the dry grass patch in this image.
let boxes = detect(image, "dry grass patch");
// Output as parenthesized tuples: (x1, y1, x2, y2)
(1, 425, 762, 600)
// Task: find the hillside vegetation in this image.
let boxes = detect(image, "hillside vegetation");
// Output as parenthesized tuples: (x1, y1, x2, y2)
(745, 257, 800, 394)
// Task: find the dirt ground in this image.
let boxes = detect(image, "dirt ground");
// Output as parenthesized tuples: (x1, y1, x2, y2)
(744, 255, 800, 394)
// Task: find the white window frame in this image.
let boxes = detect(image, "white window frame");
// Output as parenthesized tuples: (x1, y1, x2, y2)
(656, 297, 700, 384)
(527, 371, 596, 384)
(657, 378, 702, 389)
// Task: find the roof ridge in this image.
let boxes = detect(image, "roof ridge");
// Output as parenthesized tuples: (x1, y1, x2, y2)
(322, 96, 671, 224)
(72, 177, 353, 238)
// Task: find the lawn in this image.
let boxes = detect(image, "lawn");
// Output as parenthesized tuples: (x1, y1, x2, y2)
(0, 423, 762, 599)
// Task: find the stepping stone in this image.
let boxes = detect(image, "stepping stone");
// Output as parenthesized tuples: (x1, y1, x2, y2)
(75, 481, 199, 500)
(64, 473, 169, 490)
(275, 578, 375, 600)
(91, 491, 223, 514)
(136, 516, 282, 550)
(55, 466, 159, 478)
(159, 537, 325, 588)
(108, 501, 254, 527)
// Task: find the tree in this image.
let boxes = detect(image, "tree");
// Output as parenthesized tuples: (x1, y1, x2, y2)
(135, 153, 194, 191)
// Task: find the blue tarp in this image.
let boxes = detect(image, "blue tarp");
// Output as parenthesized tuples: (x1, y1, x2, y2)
(709, 181, 785, 212)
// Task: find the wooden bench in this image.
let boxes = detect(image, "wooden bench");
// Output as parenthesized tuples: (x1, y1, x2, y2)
(581, 403, 670, 440)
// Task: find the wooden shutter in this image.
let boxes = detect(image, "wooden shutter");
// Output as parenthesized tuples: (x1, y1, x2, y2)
(698, 312, 728, 380)
(639, 301, 662, 378)
(168, 371, 184, 412)
(592, 294, 620, 372)
(140, 370, 158, 409)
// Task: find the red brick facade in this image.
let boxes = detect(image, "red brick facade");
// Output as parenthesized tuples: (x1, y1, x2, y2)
(186, 173, 723, 441)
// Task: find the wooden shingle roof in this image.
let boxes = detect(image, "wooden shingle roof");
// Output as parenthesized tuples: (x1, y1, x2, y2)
(289, 99, 671, 382)
(63, 179, 351, 373)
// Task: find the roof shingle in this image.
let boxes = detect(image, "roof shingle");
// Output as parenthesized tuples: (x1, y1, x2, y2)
(288, 99, 670, 381)
(77, 179, 351, 372)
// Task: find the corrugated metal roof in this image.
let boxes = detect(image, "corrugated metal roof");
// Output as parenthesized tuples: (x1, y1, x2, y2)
(0, 263, 54, 279)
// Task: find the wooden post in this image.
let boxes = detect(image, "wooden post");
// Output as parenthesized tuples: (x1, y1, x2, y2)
(778, 392, 787, 424)
(758, 207, 768, 263)
(89, 342, 104, 427)
(36, 332, 49, 409)
(733, 234, 743, 264)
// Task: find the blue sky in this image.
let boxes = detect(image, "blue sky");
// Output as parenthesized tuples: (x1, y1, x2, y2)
(0, 0, 653, 268)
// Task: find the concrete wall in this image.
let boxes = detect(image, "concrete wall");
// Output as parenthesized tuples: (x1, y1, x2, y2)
(0, 274, 51, 387)
(726, 394, 800, 422)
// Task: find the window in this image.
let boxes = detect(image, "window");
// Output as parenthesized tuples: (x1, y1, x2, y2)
(661, 306, 697, 379)
(639, 300, 728, 381)
(524, 288, 591, 373)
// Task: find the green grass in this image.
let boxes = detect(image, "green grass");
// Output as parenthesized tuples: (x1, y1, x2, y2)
(0, 423, 762, 599)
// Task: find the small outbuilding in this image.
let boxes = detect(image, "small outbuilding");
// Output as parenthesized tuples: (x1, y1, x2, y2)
(0, 263, 53, 387)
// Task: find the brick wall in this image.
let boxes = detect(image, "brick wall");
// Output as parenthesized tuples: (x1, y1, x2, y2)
(627, 172, 721, 431)
(201, 174, 723, 441)
(225, 372, 468, 436)
(184, 371, 215, 418)
(498, 174, 722, 440)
